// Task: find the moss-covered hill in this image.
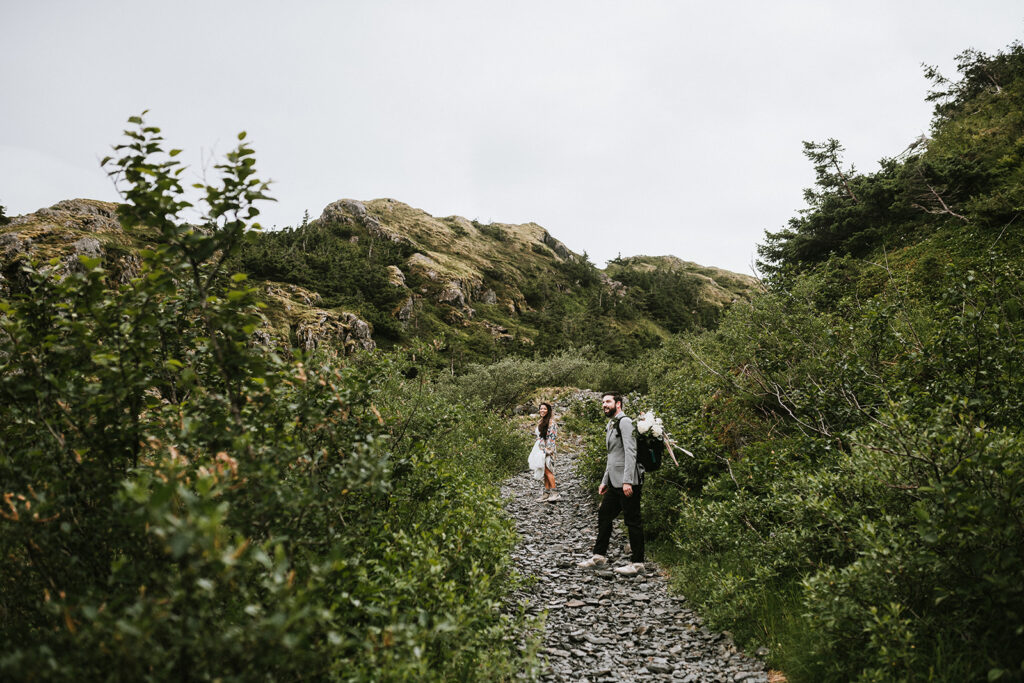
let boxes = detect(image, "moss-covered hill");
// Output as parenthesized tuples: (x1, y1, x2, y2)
(0, 196, 759, 365)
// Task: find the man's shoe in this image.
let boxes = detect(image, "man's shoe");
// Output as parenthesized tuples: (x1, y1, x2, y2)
(613, 562, 645, 576)
(535, 491, 550, 502)
(577, 554, 608, 569)
(546, 491, 561, 502)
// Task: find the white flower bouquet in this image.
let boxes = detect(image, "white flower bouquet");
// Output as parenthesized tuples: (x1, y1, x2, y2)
(635, 411, 665, 438)
(635, 410, 691, 464)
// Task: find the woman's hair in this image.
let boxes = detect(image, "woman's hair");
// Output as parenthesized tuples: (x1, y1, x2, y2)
(538, 402, 553, 439)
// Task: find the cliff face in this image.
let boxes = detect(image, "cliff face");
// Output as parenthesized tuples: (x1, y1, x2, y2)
(1, 197, 761, 356)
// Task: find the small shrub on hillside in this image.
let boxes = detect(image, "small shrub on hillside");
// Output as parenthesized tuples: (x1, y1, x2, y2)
(364, 344, 534, 479)
(456, 348, 617, 414)
(800, 401, 1024, 681)
(477, 223, 507, 242)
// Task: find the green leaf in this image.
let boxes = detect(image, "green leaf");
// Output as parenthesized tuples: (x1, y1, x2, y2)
(169, 533, 192, 559)
(149, 483, 175, 510)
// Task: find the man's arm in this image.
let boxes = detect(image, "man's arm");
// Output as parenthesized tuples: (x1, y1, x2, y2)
(620, 417, 639, 486)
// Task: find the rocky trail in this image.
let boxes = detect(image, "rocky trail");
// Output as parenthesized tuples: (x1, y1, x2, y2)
(502, 430, 770, 682)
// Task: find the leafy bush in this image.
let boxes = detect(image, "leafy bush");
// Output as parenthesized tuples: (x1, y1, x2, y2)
(801, 401, 1024, 681)
(456, 349, 589, 413)
(635, 43, 1024, 680)
(0, 116, 533, 681)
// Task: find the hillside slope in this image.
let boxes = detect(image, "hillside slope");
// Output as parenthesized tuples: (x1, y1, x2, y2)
(1, 196, 760, 363)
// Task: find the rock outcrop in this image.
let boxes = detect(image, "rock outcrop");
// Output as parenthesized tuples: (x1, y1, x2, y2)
(386, 265, 406, 287)
(319, 199, 413, 248)
(541, 229, 572, 260)
(35, 199, 122, 234)
(0, 232, 33, 260)
(294, 310, 375, 354)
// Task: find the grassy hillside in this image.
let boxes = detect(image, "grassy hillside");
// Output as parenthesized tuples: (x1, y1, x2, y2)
(232, 197, 761, 364)
(1, 195, 759, 368)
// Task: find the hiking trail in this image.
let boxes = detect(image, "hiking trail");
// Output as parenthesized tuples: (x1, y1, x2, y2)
(502, 428, 771, 682)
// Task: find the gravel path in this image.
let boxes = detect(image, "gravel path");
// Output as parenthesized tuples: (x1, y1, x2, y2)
(502, 431, 769, 682)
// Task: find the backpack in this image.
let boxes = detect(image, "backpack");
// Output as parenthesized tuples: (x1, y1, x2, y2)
(613, 415, 664, 473)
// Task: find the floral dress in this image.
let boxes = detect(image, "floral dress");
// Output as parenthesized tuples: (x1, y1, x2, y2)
(536, 421, 558, 489)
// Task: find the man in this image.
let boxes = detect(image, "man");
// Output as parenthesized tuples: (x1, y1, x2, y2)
(578, 392, 645, 575)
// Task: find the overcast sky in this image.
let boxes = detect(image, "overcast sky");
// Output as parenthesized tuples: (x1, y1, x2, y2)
(2, 1, 1021, 274)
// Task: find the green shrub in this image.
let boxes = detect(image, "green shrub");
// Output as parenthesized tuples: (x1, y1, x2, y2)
(455, 347, 631, 414)
(800, 401, 1024, 681)
(642, 244, 1024, 679)
(0, 116, 534, 681)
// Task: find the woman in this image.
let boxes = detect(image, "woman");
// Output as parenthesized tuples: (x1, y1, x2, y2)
(535, 402, 559, 502)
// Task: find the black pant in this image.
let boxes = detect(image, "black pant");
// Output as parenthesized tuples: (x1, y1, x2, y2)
(593, 484, 644, 563)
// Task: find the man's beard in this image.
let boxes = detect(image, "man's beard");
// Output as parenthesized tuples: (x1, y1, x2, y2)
(603, 406, 616, 417)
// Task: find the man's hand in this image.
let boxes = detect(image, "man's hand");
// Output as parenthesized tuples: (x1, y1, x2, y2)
(599, 484, 608, 495)
(623, 483, 633, 497)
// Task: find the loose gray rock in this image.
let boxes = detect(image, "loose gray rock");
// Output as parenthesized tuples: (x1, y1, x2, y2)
(386, 265, 406, 287)
(394, 295, 415, 322)
(62, 237, 105, 272)
(0, 232, 33, 259)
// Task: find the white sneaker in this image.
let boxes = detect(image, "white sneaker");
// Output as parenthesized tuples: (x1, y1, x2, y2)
(577, 554, 608, 569)
(613, 562, 645, 576)
(536, 491, 550, 502)
(546, 491, 561, 502)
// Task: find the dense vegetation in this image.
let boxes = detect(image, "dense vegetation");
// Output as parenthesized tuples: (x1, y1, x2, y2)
(578, 42, 1023, 682)
(0, 118, 537, 680)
